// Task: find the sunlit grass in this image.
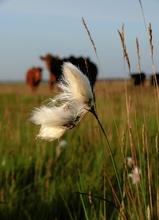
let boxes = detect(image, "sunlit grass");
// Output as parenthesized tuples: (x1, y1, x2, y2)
(0, 81, 158, 219)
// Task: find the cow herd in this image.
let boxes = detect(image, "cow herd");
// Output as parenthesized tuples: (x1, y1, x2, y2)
(26, 54, 159, 92)
(26, 53, 98, 92)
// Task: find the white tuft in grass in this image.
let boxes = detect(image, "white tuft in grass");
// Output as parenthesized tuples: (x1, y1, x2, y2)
(30, 62, 94, 141)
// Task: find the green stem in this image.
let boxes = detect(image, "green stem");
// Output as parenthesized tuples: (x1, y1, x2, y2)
(89, 106, 122, 197)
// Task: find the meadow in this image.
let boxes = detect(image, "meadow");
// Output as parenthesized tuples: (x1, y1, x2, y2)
(0, 80, 158, 220)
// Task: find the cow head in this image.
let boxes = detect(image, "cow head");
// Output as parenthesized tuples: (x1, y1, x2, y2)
(40, 54, 60, 70)
(40, 54, 52, 70)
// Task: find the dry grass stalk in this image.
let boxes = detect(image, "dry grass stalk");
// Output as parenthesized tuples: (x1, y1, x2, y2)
(118, 26, 135, 194)
(138, 0, 154, 61)
(138, 0, 159, 98)
(81, 17, 123, 163)
(103, 168, 127, 220)
(82, 18, 123, 202)
(147, 23, 159, 93)
(142, 124, 153, 218)
(82, 17, 103, 74)
(118, 25, 131, 134)
(82, 17, 97, 55)
(148, 23, 153, 57)
(118, 24, 131, 72)
(136, 38, 141, 73)
(135, 38, 147, 129)
(84, 58, 89, 74)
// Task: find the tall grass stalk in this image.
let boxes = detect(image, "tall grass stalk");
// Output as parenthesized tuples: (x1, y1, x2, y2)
(138, 0, 159, 97)
(118, 8, 158, 218)
(82, 17, 123, 199)
(138, 1, 159, 219)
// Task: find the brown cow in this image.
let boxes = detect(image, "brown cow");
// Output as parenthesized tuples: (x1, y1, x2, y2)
(40, 54, 60, 90)
(40, 53, 98, 90)
(26, 67, 42, 92)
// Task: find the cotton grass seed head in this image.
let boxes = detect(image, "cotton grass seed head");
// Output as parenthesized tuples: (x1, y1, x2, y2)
(129, 166, 141, 184)
(58, 62, 94, 108)
(30, 62, 94, 141)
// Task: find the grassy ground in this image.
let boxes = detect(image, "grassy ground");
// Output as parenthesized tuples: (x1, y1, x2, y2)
(0, 80, 158, 220)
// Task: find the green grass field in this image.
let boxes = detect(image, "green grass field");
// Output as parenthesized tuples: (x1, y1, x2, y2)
(0, 81, 158, 220)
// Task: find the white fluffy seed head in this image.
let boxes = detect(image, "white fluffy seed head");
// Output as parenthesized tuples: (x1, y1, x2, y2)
(37, 125, 67, 141)
(30, 62, 95, 141)
(59, 62, 94, 109)
(30, 105, 75, 127)
(129, 166, 141, 184)
(30, 102, 88, 141)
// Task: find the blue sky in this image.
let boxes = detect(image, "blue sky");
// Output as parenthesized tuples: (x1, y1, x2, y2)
(0, 0, 159, 81)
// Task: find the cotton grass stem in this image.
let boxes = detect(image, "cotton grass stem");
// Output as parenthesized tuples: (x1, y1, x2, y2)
(89, 106, 122, 197)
